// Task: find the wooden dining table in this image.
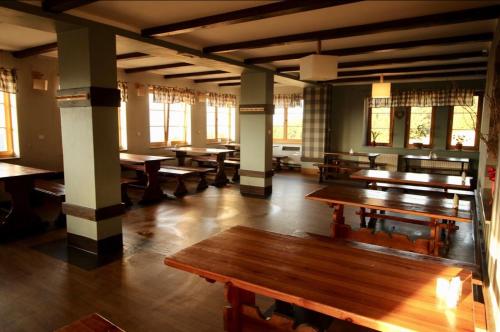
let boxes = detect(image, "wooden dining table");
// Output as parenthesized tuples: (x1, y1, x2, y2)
(306, 185, 472, 256)
(119, 153, 175, 203)
(0, 162, 53, 235)
(324, 151, 380, 169)
(168, 147, 235, 187)
(402, 154, 471, 173)
(351, 169, 473, 191)
(165, 226, 479, 332)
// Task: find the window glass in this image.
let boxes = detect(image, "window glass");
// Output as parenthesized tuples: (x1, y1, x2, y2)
(408, 106, 433, 146)
(369, 107, 391, 144)
(450, 96, 479, 147)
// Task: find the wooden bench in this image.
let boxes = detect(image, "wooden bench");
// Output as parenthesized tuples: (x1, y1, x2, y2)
(315, 161, 386, 183)
(160, 165, 215, 192)
(55, 313, 124, 332)
(158, 168, 198, 197)
(192, 156, 240, 182)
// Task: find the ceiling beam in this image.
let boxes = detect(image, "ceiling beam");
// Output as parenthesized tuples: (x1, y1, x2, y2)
(142, 0, 362, 37)
(117, 52, 149, 60)
(245, 33, 493, 64)
(219, 82, 241, 87)
(204, 5, 500, 53)
(125, 62, 193, 74)
(164, 70, 227, 79)
(276, 51, 488, 72)
(328, 69, 487, 84)
(42, 0, 97, 13)
(194, 76, 241, 83)
(338, 62, 487, 77)
(12, 42, 58, 58)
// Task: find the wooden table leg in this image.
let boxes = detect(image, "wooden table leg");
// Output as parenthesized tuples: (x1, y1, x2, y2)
(331, 203, 345, 238)
(275, 157, 282, 172)
(429, 218, 441, 256)
(368, 156, 376, 169)
(176, 151, 187, 166)
(0, 177, 42, 235)
(224, 283, 255, 332)
(141, 160, 165, 203)
(214, 153, 229, 187)
(359, 207, 367, 228)
(173, 175, 188, 197)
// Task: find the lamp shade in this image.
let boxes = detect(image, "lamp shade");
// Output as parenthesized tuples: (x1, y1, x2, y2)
(371, 82, 391, 98)
(300, 54, 338, 81)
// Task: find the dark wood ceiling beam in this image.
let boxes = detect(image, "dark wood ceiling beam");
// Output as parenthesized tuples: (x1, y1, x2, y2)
(164, 70, 227, 79)
(205, 5, 500, 53)
(328, 69, 487, 84)
(338, 61, 487, 77)
(42, 0, 97, 13)
(12, 42, 58, 58)
(125, 63, 193, 74)
(246, 33, 493, 64)
(219, 82, 241, 87)
(194, 76, 241, 83)
(117, 52, 149, 60)
(142, 0, 362, 37)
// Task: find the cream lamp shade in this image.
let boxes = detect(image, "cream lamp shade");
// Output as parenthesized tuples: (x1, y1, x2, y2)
(372, 76, 391, 98)
(300, 54, 338, 81)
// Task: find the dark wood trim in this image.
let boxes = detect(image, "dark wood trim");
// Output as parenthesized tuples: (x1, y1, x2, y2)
(404, 106, 437, 149)
(194, 76, 240, 83)
(366, 107, 394, 147)
(219, 82, 241, 87)
(240, 185, 272, 198)
(339, 62, 487, 77)
(301, 157, 323, 163)
(446, 92, 484, 151)
(42, 0, 96, 13)
(12, 42, 58, 58)
(240, 169, 274, 178)
(205, 6, 500, 53)
(62, 202, 125, 221)
(239, 104, 274, 114)
(67, 233, 123, 255)
(125, 62, 192, 74)
(330, 70, 487, 84)
(57, 87, 121, 108)
(117, 52, 149, 60)
(245, 33, 493, 64)
(164, 70, 227, 79)
(141, 0, 362, 37)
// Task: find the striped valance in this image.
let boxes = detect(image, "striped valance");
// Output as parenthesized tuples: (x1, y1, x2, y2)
(368, 88, 475, 108)
(274, 93, 303, 107)
(118, 81, 128, 103)
(151, 85, 197, 105)
(207, 92, 237, 108)
(0, 68, 17, 94)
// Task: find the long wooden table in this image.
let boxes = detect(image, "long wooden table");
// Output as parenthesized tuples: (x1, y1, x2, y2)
(306, 185, 472, 256)
(351, 169, 473, 191)
(169, 147, 235, 187)
(324, 151, 380, 169)
(165, 226, 478, 332)
(120, 153, 175, 203)
(402, 155, 471, 174)
(0, 162, 53, 235)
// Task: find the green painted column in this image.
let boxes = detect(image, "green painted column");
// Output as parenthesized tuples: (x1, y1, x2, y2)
(239, 70, 274, 197)
(56, 26, 123, 255)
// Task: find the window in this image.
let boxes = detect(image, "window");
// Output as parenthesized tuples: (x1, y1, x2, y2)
(118, 101, 127, 150)
(206, 102, 236, 141)
(273, 101, 303, 142)
(406, 106, 435, 147)
(149, 93, 191, 146)
(448, 95, 481, 149)
(367, 107, 393, 146)
(0, 92, 18, 157)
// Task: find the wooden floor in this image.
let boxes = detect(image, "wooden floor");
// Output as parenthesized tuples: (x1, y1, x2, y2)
(0, 172, 474, 332)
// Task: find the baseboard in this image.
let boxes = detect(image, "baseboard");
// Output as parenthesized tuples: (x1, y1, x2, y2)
(240, 185, 272, 198)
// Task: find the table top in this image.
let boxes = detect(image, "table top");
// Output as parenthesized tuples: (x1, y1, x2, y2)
(165, 226, 475, 332)
(119, 153, 174, 163)
(324, 151, 380, 158)
(170, 147, 236, 154)
(306, 185, 471, 222)
(222, 143, 240, 148)
(402, 155, 471, 163)
(0, 162, 53, 180)
(351, 169, 472, 190)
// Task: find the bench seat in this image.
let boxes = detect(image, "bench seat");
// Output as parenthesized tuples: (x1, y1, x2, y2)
(371, 182, 474, 197)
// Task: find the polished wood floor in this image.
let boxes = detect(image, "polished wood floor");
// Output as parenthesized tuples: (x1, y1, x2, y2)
(0, 172, 474, 332)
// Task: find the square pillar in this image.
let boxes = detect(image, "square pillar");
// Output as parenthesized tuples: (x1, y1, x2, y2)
(239, 70, 274, 197)
(56, 26, 123, 255)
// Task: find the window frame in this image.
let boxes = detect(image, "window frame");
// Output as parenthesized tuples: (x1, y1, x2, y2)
(118, 100, 127, 151)
(149, 95, 190, 147)
(206, 103, 236, 143)
(0, 92, 15, 157)
(273, 102, 303, 144)
(405, 106, 436, 149)
(446, 94, 483, 151)
(365, 107, 394, 147)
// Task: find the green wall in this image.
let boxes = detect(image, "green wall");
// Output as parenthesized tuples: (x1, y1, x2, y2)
(330, 79, 485, 163)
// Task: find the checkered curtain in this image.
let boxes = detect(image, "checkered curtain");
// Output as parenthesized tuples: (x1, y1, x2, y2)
(151, 85, 197, 105)
(368, 88, 474, 107)
(117, 81, 128, 102)
(0, 68, 17, 94)
(274, 93, 302, 107)
(301, 85, 332, 161)
(207, 92, 237, 107)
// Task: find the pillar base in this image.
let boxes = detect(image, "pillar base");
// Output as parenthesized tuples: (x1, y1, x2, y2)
(67, 233, 123, 255)
(240, 185, 272, 198)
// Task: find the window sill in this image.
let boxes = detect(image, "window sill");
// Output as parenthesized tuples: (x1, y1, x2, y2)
(0, 155, 20, 161)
